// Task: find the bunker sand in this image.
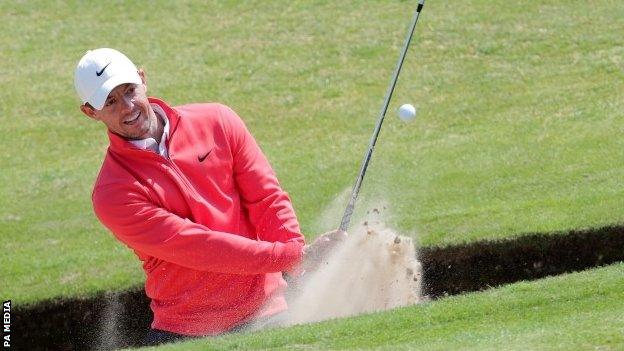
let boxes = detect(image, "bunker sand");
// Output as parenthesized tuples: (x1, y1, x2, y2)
(284, 218, 422, 325)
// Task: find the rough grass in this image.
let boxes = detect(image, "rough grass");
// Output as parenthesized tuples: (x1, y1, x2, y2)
(143, 263, 624, 350)
(1, 0, 624, 304)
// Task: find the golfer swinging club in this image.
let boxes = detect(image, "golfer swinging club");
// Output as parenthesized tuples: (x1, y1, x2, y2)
(74, 48, 345, 346)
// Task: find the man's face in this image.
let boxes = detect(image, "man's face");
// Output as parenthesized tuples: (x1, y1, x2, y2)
(80, 70, 158, 140)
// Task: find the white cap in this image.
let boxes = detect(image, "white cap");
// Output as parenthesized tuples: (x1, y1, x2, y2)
(74, 48, 142, 110)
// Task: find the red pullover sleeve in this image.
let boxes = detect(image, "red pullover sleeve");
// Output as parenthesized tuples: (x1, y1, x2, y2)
(219, 105, 305, 246)
(92, 185, 302, 274)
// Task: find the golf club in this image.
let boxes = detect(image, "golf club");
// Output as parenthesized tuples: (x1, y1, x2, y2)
(339, 0, 425, 233)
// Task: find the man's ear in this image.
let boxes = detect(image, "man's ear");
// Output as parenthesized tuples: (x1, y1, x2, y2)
(138, 69, 147, 92)
(80, 104, 99, 121)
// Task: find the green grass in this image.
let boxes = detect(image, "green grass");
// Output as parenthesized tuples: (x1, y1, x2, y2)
(2, 0, 624, 304)
(143, 263, 624, 350)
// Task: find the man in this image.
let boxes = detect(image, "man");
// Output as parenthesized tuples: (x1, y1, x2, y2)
(74, 48, 344, 345)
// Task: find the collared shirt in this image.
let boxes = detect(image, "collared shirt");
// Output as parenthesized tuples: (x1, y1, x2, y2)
(128, 103, 170, 157)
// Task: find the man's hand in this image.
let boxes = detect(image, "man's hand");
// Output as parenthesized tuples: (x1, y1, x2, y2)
(302, 229, 348, 272)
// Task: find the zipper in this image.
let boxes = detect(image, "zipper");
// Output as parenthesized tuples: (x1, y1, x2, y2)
(123, 145, 203, 218)
(163, 153, 206, 216)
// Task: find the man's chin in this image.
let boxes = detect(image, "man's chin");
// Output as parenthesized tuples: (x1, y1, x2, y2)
(123, 123, 152, 140)
(117, 128, 147, 141)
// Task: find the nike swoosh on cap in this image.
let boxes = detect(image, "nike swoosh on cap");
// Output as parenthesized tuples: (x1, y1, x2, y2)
(96, 62, 111, 77)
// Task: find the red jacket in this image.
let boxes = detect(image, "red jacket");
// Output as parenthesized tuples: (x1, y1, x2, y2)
(92, 98, 305, 336)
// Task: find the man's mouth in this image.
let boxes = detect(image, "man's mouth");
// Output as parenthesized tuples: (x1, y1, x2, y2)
(123, 111, 141, 125)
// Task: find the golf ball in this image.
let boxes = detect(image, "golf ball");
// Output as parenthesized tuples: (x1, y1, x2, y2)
(398, 104, 416, 121)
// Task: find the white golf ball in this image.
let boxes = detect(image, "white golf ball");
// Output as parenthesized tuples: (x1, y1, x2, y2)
(398, 104, 416, 121)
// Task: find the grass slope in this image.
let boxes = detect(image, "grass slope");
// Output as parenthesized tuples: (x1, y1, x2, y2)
(1, 0, 623, 303)
(146, 263, 624, 351)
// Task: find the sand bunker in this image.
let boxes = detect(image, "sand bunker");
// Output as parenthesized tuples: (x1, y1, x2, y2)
(283, 216, 422, 326)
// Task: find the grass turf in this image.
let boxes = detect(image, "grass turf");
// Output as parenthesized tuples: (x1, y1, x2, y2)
(2, 0, 624, 304)
(141, 263, 624, 350)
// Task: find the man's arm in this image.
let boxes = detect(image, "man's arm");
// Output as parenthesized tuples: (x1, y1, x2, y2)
(220, 105, 305, 246)
(93, 185, 303, 274)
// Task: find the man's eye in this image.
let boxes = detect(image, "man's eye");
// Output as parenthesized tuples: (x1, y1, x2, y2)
(127, 87, 135, 94)
(105, 99, 115, 107)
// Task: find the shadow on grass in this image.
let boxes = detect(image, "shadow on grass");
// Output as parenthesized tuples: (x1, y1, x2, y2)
(14, 225, 624, 350)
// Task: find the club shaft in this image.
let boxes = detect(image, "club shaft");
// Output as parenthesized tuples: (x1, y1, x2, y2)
(339, 0, 425, 232)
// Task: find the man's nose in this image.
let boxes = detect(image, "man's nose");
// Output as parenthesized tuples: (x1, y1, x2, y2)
(120, 95, 134, 112)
